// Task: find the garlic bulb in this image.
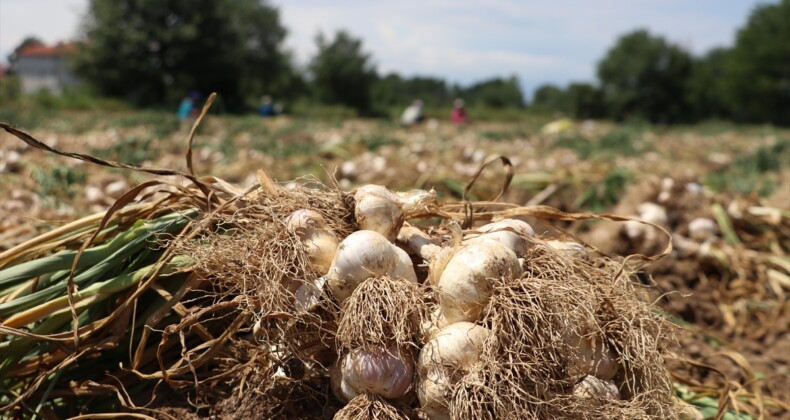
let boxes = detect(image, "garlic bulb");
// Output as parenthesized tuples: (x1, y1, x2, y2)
(285, 209, 338, 274)
(293, 276, 326, 312)
(419, 305, 448, 343)
(418, 367, 451, 420)
(331, 360, 358, 403)
(545, 239, 588, 258)
(572, 376, 620, 400)
(354, 185, 405, 241)
(624, 202, 668, 246)
(398, 225, 442, 262)
(565, 328, 619, 380)
(437, 241, 522, 323)
(341, 345, 414, 399)
(354, 185, 438, 241)
(688, 217, 716, 241)
(417, 322, 491, 419)
(463, 219, 534, 257)
(326, 230, 417, 302)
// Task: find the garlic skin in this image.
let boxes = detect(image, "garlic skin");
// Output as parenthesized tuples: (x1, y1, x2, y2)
(396, 188, 438, 217)
(354, 185, 405, 241)
(293, 276, 326, 312)
(331, 361, 358, 403)
(688, 217, 717, 241)
(419, 305, 448, 343)
(354, 185, 437, 241)
(326, 230, 417, 302)
(625, 202, 668, 241)
(398, 225, 442, 262)
(572, 376, 620, 400)
(286, 209, 338, 274)
(418, 367, 451, 420)
(463, 219, 534, 257)
(545, 239, 588, 258)
(437, 241, 522, 323)
(417, 322, 491, 419)
(565, 329, 619, 380)
(342, 345, 414, 399)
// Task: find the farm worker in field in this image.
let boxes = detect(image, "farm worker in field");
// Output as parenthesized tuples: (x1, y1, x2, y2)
(450, 98, 468, 125)
(400, 99, 424, 126)
(177, 91, 201, 121)
(176, 96, 194, 121)
(258, 95, 278, 117)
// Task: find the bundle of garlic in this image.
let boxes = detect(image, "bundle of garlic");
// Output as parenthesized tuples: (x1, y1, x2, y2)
(0, 117, 686, 419)
(0, 170, 678, 419)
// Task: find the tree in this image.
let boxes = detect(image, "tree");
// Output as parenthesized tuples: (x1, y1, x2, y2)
(597, 29, 693, 123)
(7, 36, 44, 64)
(531, 84, 569, 113)
(309, 30, 377, 114)
(371, 73, 450, 110)
(721, 0, 790, 125)
(566, 83, 605, 119)
(75, 0, 296, 111)
(687, 48, 731, 120)
(464, 76, 524, 108)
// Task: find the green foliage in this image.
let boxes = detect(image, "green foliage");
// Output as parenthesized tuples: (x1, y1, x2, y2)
(704, 139, 789, 197)
(532, 84, 569, 113)
(249, 121, 319, 157)
(31, 165, 87, 200)
(309, 30, 377, 114)
(576, 167, 633, 213)
(721, 0, 790, 125)
(553, 128, 648, 159)
(361, 135, 402, 151)
(566, 83, 605, 119)
(687, 49, 732, 120)
(90, 136, 158, 165)
(372, 74, 451, 110)
(111, 111, 180, 138)
(463, 76, 524, 108)
(75, 0, 296, 112)
(598, 29, 693, 123)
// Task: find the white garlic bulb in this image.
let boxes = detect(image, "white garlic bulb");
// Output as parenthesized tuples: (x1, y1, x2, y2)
(285, 209, 338, 274)
(688, 217, 716, 241)
(463, 219, 534, 257)
(572, 375, 620, 400)
(565, 328, 619, 380)
(437, 241, 522, 323)
(331, 360, 358, 403)
(326, 230, 417, 302)
(417, 322, 491, 419)
(341, 345, 414, 399)
(624, 202, 668, 245)
(398, 225, 442, 262)
(354, 185, 405, 241)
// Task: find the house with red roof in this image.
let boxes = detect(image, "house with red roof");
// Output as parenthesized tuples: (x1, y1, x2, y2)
(13, 42, 80, 94)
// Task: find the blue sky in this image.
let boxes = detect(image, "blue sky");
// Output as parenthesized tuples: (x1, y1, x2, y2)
(0, 0, 769, 98)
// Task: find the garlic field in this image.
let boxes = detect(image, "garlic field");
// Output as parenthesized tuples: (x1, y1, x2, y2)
(0, 111, 787, 418)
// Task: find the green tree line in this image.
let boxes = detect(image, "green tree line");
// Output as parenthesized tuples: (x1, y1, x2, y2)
(533, 1, 790, 125)
(7, 0, 788, 124)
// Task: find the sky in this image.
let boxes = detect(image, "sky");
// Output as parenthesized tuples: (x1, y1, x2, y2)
(0, 0, 768, 97)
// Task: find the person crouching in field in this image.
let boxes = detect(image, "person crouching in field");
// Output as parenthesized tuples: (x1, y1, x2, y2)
(450, 98, 468, 125)
(400, 99, 424, 127)
(258, 95, 279, 117)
